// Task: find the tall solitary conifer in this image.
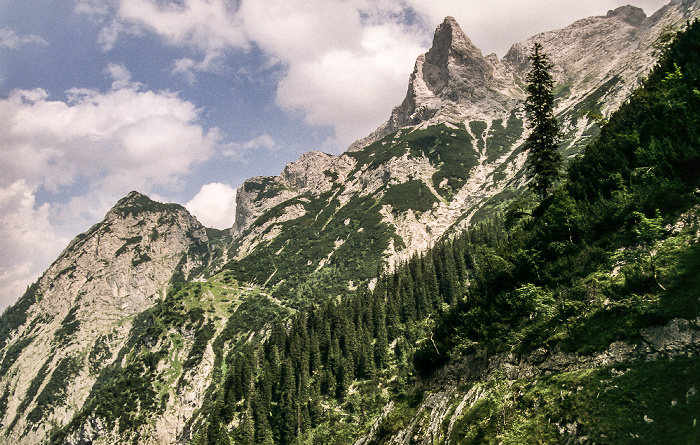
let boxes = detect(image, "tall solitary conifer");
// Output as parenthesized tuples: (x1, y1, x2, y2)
(524, 42, 562, 199)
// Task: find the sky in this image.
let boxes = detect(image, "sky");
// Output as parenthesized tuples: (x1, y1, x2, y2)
(0, 0, 671, 310)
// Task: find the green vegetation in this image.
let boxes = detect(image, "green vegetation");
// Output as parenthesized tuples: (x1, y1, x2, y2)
(486, 111, 524, 163)
(50, 275, 291, 444)
(0, 281, 40, 349)
(115, 235, 142, 257)
(0, 336, 34, 379)
(381, 179, 439, 213)
(53, 306, 81, 345)
(404, 123, 480, 199)
(225, 190, 402, 305)
(524, 42, 562, 199)
(25, 356, 80, 429)
(9, 358, 51, 432)
(448, 357, 700, 444)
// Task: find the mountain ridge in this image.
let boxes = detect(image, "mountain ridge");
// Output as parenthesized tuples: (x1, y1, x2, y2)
(229, 0, 700, 284)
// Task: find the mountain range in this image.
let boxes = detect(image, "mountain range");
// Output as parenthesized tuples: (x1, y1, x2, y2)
(1, 1, 700, 443)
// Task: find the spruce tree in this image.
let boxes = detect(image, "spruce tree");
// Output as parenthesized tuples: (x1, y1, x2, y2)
(524, 42, 562, 199)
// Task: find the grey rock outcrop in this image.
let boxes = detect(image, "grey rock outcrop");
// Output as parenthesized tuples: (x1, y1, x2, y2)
(385, 17, 521, 132)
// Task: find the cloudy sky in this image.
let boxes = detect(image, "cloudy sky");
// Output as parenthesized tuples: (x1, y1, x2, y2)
(0, 0, 670, 310)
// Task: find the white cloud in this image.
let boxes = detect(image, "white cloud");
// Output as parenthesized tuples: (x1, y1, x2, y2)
(237, 0, 428, 149)
(238, 0, 365, 62)
(103, 62, 139, 90)
(0, 64, 222, 308)
(96, 0, 247, 57)
(0, 70, 219, 194)
(275, 22, 425, 149)
(77, 0, 670, 151)
(243, 134, 276, 151)
(223, 133, 277, 158)
(185, 182, 237, 229)
(0, 181, 69, 311)
(0, 28, 48, 49)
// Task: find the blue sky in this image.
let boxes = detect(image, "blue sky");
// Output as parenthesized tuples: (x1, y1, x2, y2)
(0, 0, 669, 309)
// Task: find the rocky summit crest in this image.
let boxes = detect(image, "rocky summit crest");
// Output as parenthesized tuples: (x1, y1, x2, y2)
(368, 15, 520, 139)
(606, 5, 647, 25)
(423, 16, 493, 96)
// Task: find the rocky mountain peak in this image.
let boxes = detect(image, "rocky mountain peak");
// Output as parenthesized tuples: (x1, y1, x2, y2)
(423, 16, 494, 96)
(359, 15, 520, 141)
(606, 5, 647, 25)
(0, 189, 215, 443)
(106, 190, 186, 221)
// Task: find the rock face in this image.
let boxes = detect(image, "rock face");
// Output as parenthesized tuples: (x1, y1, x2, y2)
(383, 17, 520, 134)
(0, 192, 211, 444)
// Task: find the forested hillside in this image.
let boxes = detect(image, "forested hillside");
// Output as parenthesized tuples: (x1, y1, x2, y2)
(213, 19, 700, 444)
(49, 20, 700, 444)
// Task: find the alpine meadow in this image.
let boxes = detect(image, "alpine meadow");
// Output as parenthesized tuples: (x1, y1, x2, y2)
(1, 1, 700, 444)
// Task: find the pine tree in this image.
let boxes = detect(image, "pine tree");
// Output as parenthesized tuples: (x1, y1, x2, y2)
(239, 401, 256, 445)
(524, 42, 562, 199)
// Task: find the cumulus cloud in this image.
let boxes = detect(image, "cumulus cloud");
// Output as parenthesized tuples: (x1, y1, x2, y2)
(242, 134, 276, 151)
(0, 181, 70, 310)
(0, 70, 218, 194)
(93, 0, 248, 59)
(223, 133, 277, 158)
(0, 28, 48, 49)
(0, 64, 221, 309)
(275, 23, 425, 148)
(185, 182, 237, 229)
(79, 0, 428, 149)
(238, 0, 427, 149)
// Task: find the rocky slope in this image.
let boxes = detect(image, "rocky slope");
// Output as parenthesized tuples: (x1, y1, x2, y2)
(228, 0, 700, 289)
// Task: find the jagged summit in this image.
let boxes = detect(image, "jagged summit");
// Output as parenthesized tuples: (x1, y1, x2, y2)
(423, 16, 494, 98)
(606, 5, 647, 25)
(353, 2, 698, 153)
(351, 15, 521, 147)
(106, 190, 186, 220)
